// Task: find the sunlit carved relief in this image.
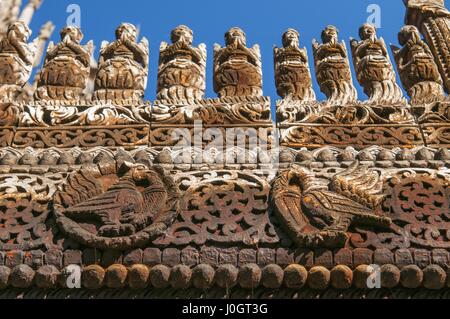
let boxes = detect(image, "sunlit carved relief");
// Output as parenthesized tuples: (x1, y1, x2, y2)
(312, 25, 358, 106)
(351, 24, 405, 105)
(391, 25, 445, 106)
(0, 21, 37, 99)
(35, 26, 93, 101)
(93, 23, 149, 102)
(157, 25, 206, 101)
(214, 27, 263, 97)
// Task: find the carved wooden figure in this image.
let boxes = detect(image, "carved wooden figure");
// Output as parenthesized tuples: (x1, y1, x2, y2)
(272, 161, 392, 248)
(0, 21, 37, 99)
(1, 1, 450, 298)
(351, 24, 405, 105)
(274, 29, 316, 102)
(54, 162, 180, 250)
(214, 27, 263, 97)
(404, 0, 450, 93)
(157, 25, 206, 101)
(0, 0, 22, 35)
(391, 25, 445, 105)
(35, 26, 93, 101)
(93, 23, 149, 102)
(312, 25, 358, 106)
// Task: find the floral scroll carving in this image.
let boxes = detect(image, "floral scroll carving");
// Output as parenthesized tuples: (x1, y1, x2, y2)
(350, 24, 405, 105)
(152, 96, 271, 125)
(280, 124, 423, 149)
(348, 168, 450, 250)
(93, 23, 149, 102)
(19, 101, 152, 127)
(13, 126, 150, 148)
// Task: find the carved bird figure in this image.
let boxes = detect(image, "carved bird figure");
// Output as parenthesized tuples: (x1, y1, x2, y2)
(63, 163, 168, 238)
(272, 161, 392, 248)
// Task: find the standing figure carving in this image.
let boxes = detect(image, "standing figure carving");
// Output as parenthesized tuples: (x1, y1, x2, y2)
(0, 0, 21, 35)
(35, 26, 93, 101)
(157, 25, 206, 101)
(93, 23, 149, 102)
(404, 0, 450, 92)
(54, 162, 180, 250)
(391, 25, 445, 105)
(214, 27, 262, 98)
(313, 25, 357, 106)
(274, 28, 316, 102)
(351, 24, 405, 105)
(0, 21, 37, 99)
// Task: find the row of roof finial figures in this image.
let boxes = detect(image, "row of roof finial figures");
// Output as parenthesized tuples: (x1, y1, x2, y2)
(0, 1, 448, 106)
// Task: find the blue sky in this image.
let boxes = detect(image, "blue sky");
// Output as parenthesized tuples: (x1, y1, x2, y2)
(25, 0, 428, 102)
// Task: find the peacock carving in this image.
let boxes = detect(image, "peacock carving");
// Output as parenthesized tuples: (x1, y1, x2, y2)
(272, 161, 392, 248)
(53, 162, 180, 250)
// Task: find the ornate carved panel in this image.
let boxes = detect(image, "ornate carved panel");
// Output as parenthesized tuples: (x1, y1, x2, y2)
(19, 101, 151, 127)
(272, 162, 392, 248)
(53, 162, 180, 250)
(0, 21, 37, 99)
(13, 125, 149, 148)
(0, 1, 449, 298)
(272, 164, 450, 251)
(0, 127, 14, 147)
(155, 171, 278, 246)
(150, 125, 273, 150)
(422, 124, 450, 147)
(34, 26, 93, 101)
(350, 24, 406, 105)
(93, 23, 149, 102)
(418, 101, 450, 147)
(214, 28, 263, 98)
